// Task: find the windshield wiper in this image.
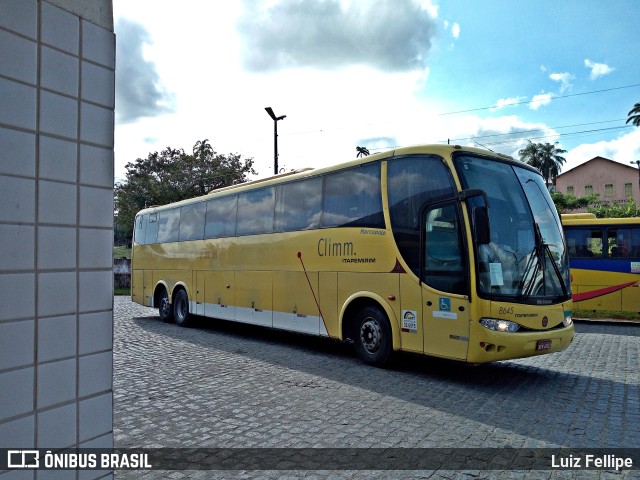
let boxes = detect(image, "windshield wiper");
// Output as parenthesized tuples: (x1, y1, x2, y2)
(519, 245, 541, 300)
(537, 223, 568, 298)
(520, 223, 567, 300)
(518, 221, 545, 300)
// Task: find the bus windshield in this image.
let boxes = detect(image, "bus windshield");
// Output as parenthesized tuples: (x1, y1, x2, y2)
(454, 154, 569, 303)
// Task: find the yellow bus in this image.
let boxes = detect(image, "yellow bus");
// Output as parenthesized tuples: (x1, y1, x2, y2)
(131, 144, 575, 366)
(562, 213, 640, 312)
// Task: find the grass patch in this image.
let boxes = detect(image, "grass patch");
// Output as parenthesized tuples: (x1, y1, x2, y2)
(114, 287, 131, 296)
(573, 309, 640, 321)
(114, 245, 131, 259)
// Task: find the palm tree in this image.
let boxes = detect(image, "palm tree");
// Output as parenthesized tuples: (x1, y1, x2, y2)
(627, 102, 640, 127)
(518, 141, 566, 186)
(356, 146, 370, 158)
(538, 142, 567, 185)
(518, 141, 542, 167)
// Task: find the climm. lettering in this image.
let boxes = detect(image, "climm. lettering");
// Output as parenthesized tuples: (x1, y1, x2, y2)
(318, 238, 355, 257)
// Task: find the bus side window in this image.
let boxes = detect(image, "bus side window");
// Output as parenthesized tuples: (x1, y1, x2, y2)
(205, 195, 238, 239)
(633, 226, 640, 258)
(608, 227, 637, 258)
(321, 163, 384, 228)
(588, 228, 603, 257)
(275, 177, 322, 232)
(423, 204, 467, 295)
(566, 228, 602, 258)
(387, 155, 455, 275)
(180, 202, 206, 241)
(237, 187, 275, 236)
(135, 214, 147, 245)
(157, 208, 180, 243)
(146, 213, 158, 244)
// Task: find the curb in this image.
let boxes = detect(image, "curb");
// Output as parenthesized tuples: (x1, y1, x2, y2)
(573, 317, 640, 325)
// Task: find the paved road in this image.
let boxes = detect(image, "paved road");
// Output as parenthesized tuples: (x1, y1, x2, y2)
(113, 297, 640, 479)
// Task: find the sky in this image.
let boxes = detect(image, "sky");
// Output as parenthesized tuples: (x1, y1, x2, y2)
(112, 0, 640, 184)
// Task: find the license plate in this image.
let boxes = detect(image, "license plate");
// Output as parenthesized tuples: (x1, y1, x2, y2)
(536, 339, 552, 351)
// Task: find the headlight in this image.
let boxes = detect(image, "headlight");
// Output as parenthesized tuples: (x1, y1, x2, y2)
(563, 313, 573, 327)
(480, 317, 520, 332)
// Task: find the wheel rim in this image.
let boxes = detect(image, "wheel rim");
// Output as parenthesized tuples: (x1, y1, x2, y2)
(360, 317, 382, 354)
(160, 295, 170, 318)
(176, 295, 187, 321)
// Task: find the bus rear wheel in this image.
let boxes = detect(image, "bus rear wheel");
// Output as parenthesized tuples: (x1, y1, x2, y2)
(173, 289, 191, 327)
(354, 306, 393, 367)
(158, 288, 174, 323)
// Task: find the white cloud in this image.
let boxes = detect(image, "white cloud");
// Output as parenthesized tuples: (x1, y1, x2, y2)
(491, 96, 527, 111)
(564, 129, 640, 173)
(431, 115, 559, 159)
(421, 0, 439, 18)
(584, 59, 615, 79)
(549, 72, 574, 92)
(529, 93, 553, 110)
(114, 63, 438, 179)
(451, 22, 460, 39)
(237, 0, 439, 72)
(110, 0, 630, 189)
(114, 19, 175, 124)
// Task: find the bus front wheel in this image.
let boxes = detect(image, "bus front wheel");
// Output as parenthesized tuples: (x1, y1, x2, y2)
(158, 288, 174, 323)
(354, 306, 393, 367)
(173, 289, 191, 327)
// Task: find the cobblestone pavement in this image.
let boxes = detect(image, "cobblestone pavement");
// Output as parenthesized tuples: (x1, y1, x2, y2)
(113, 297, 640, 479)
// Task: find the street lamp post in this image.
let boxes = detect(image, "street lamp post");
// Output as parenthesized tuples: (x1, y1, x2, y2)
(265, 107, 286, 175)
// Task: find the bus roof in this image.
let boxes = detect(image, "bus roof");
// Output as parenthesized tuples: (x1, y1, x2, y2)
(561, 213, 597, 220)
(561, 214, 640, 226)
(135, 144, 534, 216)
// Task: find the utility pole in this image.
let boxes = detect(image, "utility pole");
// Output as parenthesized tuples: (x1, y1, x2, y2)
(265, 107, 286, 175)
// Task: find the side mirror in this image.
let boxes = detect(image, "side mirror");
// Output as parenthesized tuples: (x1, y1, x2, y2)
(473, 206, 491, 245)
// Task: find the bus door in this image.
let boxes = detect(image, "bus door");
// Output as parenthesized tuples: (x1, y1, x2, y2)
(421, 203, 470, 360)
(195, 271, 206, 316)
(143, 270, 154, 308)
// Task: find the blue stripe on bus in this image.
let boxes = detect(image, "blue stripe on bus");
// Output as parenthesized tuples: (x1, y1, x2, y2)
(569, 259, 639, 274)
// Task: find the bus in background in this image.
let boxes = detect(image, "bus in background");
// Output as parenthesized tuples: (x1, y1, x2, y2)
(562, 213, 640, 313)
(131, 144, 574, 366)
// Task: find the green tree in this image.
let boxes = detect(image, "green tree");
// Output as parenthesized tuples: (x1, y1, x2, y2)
(587, 196, 639, 218)
(356, 146, 370, 158)
(627, 102, 640, 127)
(550, 192, 599, 213)
(518, 141, 567, 186)
(115, 139, 256, 244)
(551, 192, 639, 218)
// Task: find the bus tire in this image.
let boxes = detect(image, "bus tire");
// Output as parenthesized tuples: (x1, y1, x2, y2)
(158, 288, 174, 323)
(173, 289, 191, 327)
(354, 305, 393, 367)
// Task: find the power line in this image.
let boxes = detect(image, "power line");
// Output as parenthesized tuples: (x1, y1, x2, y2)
(273, 84, 640, 139)
(365, 123, 634, 153)
(243, 83, 640, 163)
(439, 83, 640, 116)
(446, 118, 627, 143)
(479, 125, 633, 148)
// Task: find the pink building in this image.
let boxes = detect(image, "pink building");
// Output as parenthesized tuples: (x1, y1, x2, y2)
(555, 156, 640, 204)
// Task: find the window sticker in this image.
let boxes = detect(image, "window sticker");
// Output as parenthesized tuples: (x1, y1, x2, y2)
(489, 262, 504, 286)
(402, 310, 417, 333)
(433, 297, 457, 319)
(439, 297, 450, 311)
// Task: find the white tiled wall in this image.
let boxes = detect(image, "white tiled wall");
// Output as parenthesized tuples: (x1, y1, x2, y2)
(0, 1, 114, 476)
